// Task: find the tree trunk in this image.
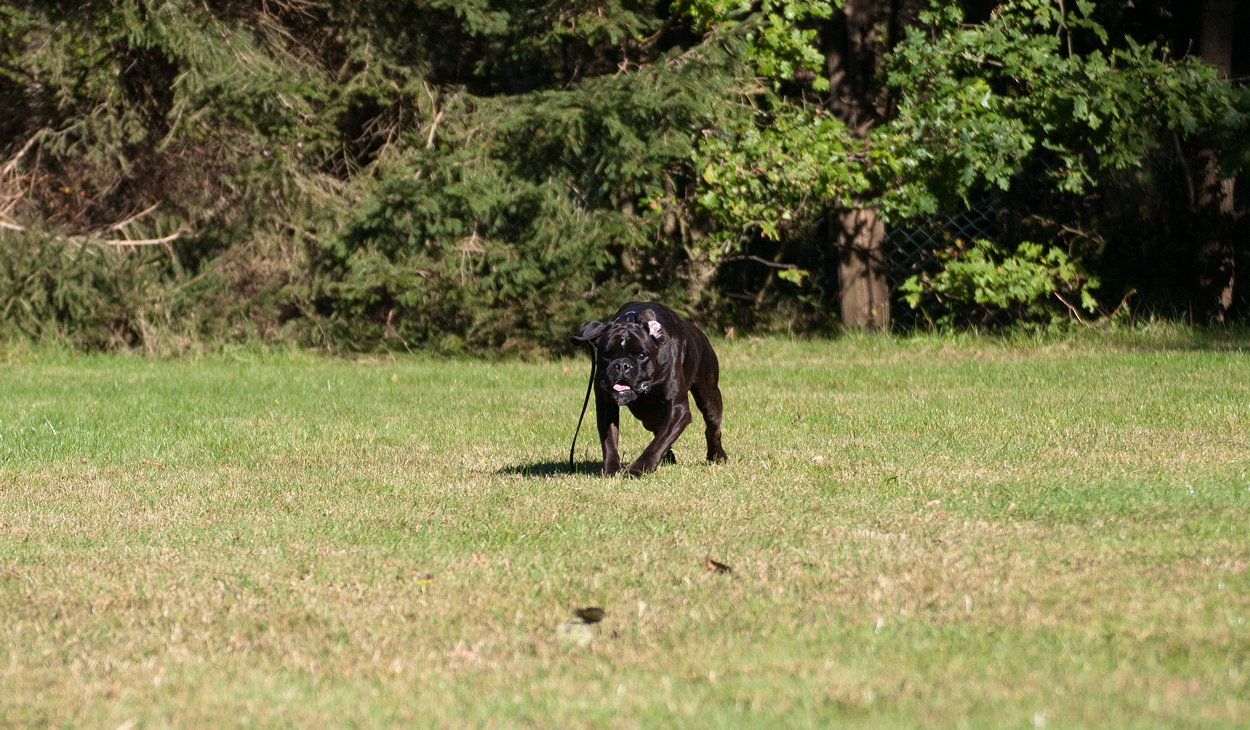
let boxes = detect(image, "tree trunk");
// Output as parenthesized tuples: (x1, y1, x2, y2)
(1193, 0, 1238, 321)
(826, 0, 880, 132)
(825, 0, 892, 330)
(837, 208, 890, 329)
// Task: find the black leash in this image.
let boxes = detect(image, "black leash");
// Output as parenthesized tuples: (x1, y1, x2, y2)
(569, 345, 596, 473)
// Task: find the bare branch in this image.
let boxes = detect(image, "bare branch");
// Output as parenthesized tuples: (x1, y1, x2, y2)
(1105, 289, 1137, 320)
(81, 220, 196, 247)
(1052, 291, 1088, 325)
(97, 232, 187, 246)
(720, 254, 800, 270)
(1, 132, 46, 178)
(108, 202, 162, 231)
(426, 109, 445, 149)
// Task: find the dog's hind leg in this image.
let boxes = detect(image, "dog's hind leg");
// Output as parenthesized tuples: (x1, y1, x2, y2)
(691, 378, 727, 463)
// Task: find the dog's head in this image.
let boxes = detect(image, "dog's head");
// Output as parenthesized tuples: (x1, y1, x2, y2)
(571, 309, 669, 405)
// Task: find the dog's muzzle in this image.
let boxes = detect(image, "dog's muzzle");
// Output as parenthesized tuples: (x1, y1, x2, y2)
(602, 359, 649, 400)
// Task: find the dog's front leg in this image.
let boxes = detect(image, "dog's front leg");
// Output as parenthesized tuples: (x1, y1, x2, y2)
(627, 397, 693, 476)
(595, 392, 622, 476)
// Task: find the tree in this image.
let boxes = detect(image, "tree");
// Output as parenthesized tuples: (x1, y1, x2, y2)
(1192, 0, 1241, 321)
(693, 0, 1249, 329)
(0, 1, 762, 350)
(1, 0, 1247, 350)
(822, 0, 921, 329)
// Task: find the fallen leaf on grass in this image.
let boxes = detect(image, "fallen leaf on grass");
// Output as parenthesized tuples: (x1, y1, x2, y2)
(575, 607, 605, 624)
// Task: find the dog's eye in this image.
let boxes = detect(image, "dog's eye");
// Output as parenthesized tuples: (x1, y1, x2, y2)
(638, 353, 648, 360)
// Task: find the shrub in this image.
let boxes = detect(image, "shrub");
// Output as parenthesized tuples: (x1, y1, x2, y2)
(900, 239, 1100, 328)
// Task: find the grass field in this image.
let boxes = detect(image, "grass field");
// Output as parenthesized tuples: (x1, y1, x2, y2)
(2, 331, 1249, 728)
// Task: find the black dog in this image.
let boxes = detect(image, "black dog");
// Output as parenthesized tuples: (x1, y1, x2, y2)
(572, 302, 728, 476)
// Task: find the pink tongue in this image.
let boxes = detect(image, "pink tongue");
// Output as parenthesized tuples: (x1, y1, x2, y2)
(613, 383, 631, 392)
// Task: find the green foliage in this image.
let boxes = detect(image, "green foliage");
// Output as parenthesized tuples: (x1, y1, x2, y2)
(874, 0, 1248, 328)
(2, 0, 1247, 347)
(900, 239, 1100, 328)
(694, 108, 867, 251)
(691, 0, 1247, 329)
(876, 0, 1248, 214)
(0, 232, 165, 348)
(680, 1, 835, 90)
(698, 0, 1247, 234)
(2, 1, 756, 352)
(318, 150, 631, 354)
(314, 16, 752, 354)
(1, 0, 348, 349)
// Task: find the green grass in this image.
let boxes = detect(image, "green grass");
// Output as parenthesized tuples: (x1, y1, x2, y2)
(2, 332, 1249, 728)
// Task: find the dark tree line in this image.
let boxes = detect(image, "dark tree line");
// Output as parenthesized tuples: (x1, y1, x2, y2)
(0, 1, 1246, 353)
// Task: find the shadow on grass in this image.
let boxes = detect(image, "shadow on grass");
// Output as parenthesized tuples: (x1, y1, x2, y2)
(497, 460, 602, 478)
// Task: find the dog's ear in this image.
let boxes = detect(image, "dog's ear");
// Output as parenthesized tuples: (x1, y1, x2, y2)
(641, 311, 668, 343)
(571, 320, 608, 345)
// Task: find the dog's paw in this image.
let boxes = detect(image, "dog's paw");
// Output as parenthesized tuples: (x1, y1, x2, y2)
(625, 460, 653, 478)
(601, 456, 622, 477)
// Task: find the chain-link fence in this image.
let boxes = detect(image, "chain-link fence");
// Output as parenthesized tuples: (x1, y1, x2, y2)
(884, 193, 1002, 329)
(881, 151, 1203, 329)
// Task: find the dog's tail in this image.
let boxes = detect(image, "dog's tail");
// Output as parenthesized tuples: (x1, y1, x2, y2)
(569, 345, 596, 473)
